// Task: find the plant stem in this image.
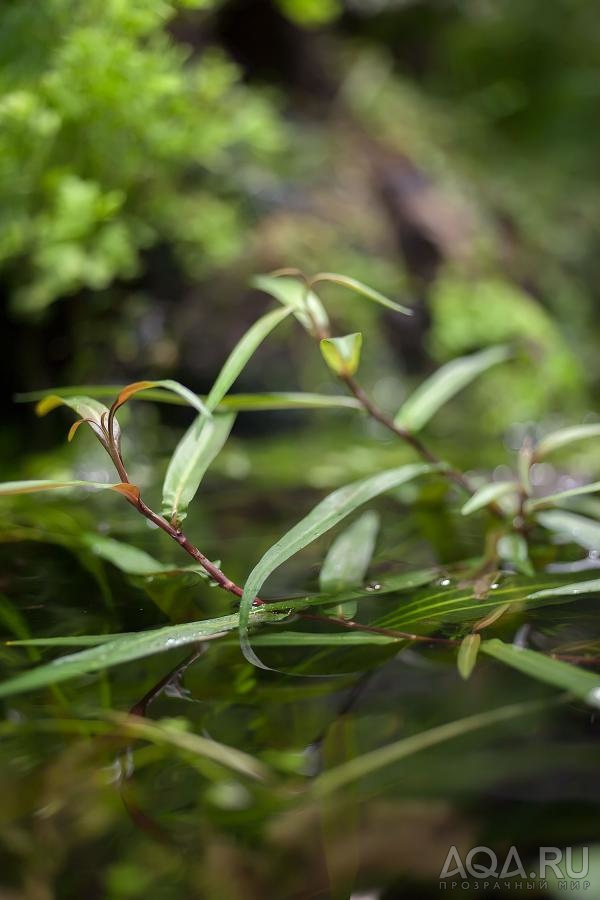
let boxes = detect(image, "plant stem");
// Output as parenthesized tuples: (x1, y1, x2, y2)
(341, 374, 504, 518)
(299, 612, 458, 645)
(108, 439, 261, 604)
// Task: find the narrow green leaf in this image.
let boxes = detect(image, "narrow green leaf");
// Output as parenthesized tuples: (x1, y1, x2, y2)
(265, 567, 438, 611)
(19, 387, 361, 413)
(526, 579, 600, 600)
(320, 511, 379, 619)
(311, 272, 413, 315)
(108, 712, 270, 782)
(7, 635, 124, 648)
(113, 380, 211, 418)
(457, 633, 481, 680)
(497, 533, 534, 576)
(320, 333, 363, 377)
(534, 424, 600, 459)
(35, 394, 119, 449)
(481, 639, 600, 706)
(238, 631, 398, 647)
(537, 509, 600, 551)
(239, 463, 437, 668)
(0, 480, 135, 499)
(461, 481, 519, 516)
(394, 346, 511, 432)
(312, 696, 559, 796)
(0, 608, 274, 699)
(526, 481, 600, 511)
(162, 413, 235, 525)
(252, 275, 330, 336)
(371, 572, 592, 632)
(205, 306, 292, 411)
(79, 533, 205, 577)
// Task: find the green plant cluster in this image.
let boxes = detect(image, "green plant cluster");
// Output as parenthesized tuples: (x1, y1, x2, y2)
(0, 0, 283, 314)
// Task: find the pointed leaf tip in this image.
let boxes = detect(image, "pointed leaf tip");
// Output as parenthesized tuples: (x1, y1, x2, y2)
(111, 483, 140, 503)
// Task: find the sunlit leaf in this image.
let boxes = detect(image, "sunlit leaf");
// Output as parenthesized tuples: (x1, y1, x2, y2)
(461, 481, 519, 516)
(205, 306, 292, 411)
(534, 424, 600, 460)
(320, 510, 379, 619)
(252, 275, 329, 336)
(457, 633, 481, 680)
(311, 272, 412, 315)
(312, 696, 559, 796)
(20, 387, 361, 413)
(481, 640, 600, 706)
(239, 463, 439, 668)
(320, 333, 363, 377)
(394, 346, 511, 432)
(526, 481, 600, 511)
(0, 608, 276, 699)
(536, 509, 600, 551)
(162, 413, 236, 525)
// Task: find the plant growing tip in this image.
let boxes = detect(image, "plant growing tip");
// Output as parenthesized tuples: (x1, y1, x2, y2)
(320, 333, 363, 377)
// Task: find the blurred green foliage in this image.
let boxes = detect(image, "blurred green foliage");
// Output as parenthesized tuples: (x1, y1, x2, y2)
(0, 0, 283, 314)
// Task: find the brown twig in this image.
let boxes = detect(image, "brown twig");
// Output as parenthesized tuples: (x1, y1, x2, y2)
(102, 408, 263, 605)
(340, 374, 505, 518)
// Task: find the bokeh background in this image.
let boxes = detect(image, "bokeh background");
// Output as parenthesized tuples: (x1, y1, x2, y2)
(1, 2, 600, 898)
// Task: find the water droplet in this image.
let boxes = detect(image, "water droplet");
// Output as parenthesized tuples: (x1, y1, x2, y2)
(437, 578, 451, 587)
(365, 582, 382, 592)
(164, 638, 179, 648)
(587, 686, 600, 709)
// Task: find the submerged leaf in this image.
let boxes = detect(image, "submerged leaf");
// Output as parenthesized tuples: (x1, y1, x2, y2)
(457, 633, 481, 680)
(162, 413, 236, 525)
(526, 579, 600, 600)
(482, 640, 600, 706)
(320, 511, 380, 619)
(395, 345, 511, 432)
(239, 463, 438, 668)
(0, 609, 274, 699)
(312, 696, 559, 796)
